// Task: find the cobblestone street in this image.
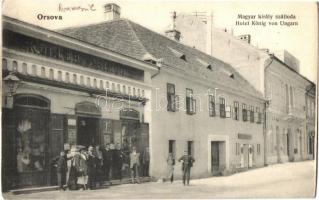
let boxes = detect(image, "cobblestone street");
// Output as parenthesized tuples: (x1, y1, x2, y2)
(4, 160, 316, 199)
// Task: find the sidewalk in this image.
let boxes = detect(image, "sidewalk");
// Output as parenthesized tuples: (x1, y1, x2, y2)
(3, 161, 316, 199)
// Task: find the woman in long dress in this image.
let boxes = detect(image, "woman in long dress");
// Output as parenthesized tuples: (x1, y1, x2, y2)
(77, 149, 88, 190)
(167, 153, 175, 183)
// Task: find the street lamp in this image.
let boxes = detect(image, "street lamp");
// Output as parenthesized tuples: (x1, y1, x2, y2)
(3, 72, 20, 108)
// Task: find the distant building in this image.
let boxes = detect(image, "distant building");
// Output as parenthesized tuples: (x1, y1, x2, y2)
(175, 13, 316, 165)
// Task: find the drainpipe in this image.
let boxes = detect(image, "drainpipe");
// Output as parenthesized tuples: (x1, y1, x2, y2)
(151, 59, 163, 79)
(263, 54, 274, 166)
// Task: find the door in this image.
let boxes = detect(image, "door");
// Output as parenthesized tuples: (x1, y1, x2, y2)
(211, 142, 219, 175)
(243, 144, 249, 168)
(248, 145, 253, 168)
(77, 116, 100, 147)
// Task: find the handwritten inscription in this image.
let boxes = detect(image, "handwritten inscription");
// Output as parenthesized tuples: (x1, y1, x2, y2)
(58, 3, 96, 12)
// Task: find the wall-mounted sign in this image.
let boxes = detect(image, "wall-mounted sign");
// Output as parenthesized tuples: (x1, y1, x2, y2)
(238, 133, 252, 140)
(120, 108, 140, 120)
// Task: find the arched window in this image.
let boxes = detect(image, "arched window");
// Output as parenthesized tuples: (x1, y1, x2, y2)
(41, 67, 46, 78)
(13, 61, 18, 72)
(86, 77, 91, 87)
(128, 87, 131, 95)
(14, 94, 50, 109)
(49, 69, 54, 80)
(99, 80, 104, 90)
(106, 81, 109, 90)
(80, 76, 84, 85)
(65, 72, 70, 83)
(93, 79, 97, 88)
(133, 88, 136, 96)
(32, 65, 37, 76)
(117, 84, 121, 93)
(22, 63, 28, 74)
(73, 74, 77, 84)
(57, 71, 62, 81)
(122, 85, 126, 94)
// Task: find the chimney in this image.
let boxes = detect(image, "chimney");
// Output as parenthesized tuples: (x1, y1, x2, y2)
(237, 34, 251, 44)
(104, 3, 121, 21)
(165, 11, 181, 41)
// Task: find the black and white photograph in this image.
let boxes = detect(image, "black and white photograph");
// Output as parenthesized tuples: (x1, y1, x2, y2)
(1, 0, 317, 199)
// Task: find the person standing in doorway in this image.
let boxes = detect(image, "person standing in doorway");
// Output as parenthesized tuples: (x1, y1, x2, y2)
(56, 151, 67, 191)
(166, 153, 175, 183)
(114, 143, 124, 181)
(142, 147, 150, 177)
(178, 150, 195, 186)
(102, 144, 112, 181)
(87, 146, 97, 190)
(95, 145, 103, 186)
(130, 146, 140, 184)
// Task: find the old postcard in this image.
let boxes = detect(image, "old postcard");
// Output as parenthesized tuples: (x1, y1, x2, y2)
(1, 0, 317, 199)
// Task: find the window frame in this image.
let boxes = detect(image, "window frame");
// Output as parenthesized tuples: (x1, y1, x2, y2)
(186, 88, 196, 115)
(219, 97, 226, 118)
(242, 103, 247, 121)
(234, 101, 239, 120)
(209, 95, 216, 117)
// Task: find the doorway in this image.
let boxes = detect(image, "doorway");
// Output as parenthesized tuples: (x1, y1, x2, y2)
(77, 116, 100, 147)
(211, 141, 220, 175)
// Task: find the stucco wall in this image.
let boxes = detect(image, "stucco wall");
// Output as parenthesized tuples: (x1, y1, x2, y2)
(150, 69, 264, 179)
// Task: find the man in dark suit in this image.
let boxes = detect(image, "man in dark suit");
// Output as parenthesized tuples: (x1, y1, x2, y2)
(102, 144, 112, 181)
(178, 150, 195, 186)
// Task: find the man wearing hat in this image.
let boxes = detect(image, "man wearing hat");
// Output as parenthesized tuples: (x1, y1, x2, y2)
(178, 150, 195, 186)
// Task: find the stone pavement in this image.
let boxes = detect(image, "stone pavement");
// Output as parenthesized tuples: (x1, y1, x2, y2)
(3, 160, 316, 199)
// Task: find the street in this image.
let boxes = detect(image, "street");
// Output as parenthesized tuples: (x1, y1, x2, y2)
(4, 160, 316, 199)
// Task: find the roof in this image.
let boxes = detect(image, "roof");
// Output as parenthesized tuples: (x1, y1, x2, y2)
(58, 19, 263, 98)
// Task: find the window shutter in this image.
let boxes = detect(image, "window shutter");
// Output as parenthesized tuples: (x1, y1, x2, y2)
(192, 99, 196, 114)
(216, 103, 220, 117)
(174, 95, 179, 111)
(247, 109, 250, 121)
(226, 106, 231, 118)
(254, 112, 258, 123)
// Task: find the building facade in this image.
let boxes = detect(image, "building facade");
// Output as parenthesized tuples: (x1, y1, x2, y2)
(2, 16, 157, 190)
(175, 13, 316, 165)
(58, 5, 266, 180)
(305, 84, 316, 160)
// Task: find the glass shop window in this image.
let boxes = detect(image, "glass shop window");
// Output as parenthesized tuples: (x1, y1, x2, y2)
(15, 96, 49, 173)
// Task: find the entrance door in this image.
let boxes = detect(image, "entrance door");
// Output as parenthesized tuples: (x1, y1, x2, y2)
(77, 116, 100, 147)
(211, 142, 219, 175)
(248, 145, 253, 168)
(243, 144, 249, 168)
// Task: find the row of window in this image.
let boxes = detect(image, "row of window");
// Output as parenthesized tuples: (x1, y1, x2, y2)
(167, 83, 262, 124)
(3, 58, 145, 97)
(235, 143, 261, 156)
(168, 140, 194, 157)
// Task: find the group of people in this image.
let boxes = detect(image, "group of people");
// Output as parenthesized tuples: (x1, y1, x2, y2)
(54, 145, 195, 190)
(53, 144, 150, 191)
